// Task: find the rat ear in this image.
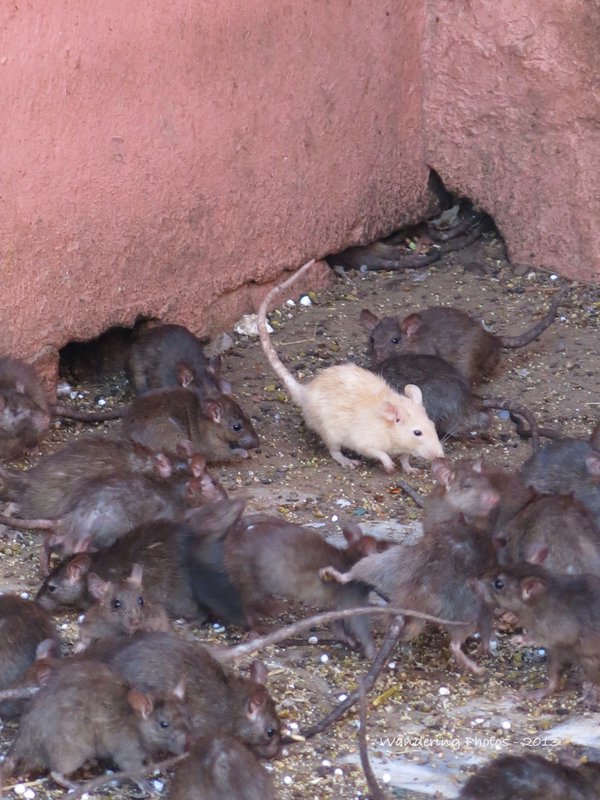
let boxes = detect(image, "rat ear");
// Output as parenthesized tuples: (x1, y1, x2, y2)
(525, 544, 549, 566)
(431, 458, 454, 489)
(401, 313, 423, 338)
(381, 401, 402, 423)
(66, 554, 92, 582)
(153, 453, 172, 479)
(176, 440, 194, 458)
(358, 535, 378, 556)
(189, 453, 207, 477)
(176, 361, 196, 389)
(403, 384, 423, 405)
(521, 576, 547, 601)
(585, 453, 600, 478)
(14, 381, 26, 395)
(202, 399, 222, 424)
(207, 355, 222, 378)
(359, 308, 379, 331)
(35, 638, 59, 661)
(127, 563, 144, 587)
(342, 519, 363, 547)
(87, 573, 111, 602)
(245, 688, 268, 719)
(217, 377, 233, 396)
(128, 688, 154, 719)
(472, 458, 483, 474)
(249, 660, 268, 687)
(172, 677, 186, 701)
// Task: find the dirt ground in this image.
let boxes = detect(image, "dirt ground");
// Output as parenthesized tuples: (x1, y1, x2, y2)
(1, 228, 600, 799)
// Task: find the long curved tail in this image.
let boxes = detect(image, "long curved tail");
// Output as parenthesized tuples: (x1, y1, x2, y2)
(499, 283, 569, 348)
(257, 259, 317, 406)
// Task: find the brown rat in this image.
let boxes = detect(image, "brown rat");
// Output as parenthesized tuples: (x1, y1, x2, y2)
(521, 421, 600, 493)
(121, 386, 260, 463)
(459, 753, 600, 800)
(60, 324, 139, 382)
(93, 631, 281, 757)
(321, 521, 497, 674)
(258, 260, 443, 472)
(0, 595, 59, 719)
(222, 516, 384, 657)
(36, 499, 247, 628)
(127, 322, 232, 398)
(169, 734, 277, 800)
(74, 564, 170, 653)
(0, 355, 52, 457)
(471, 563, 600, 702)
(493, 494, 600, 577)
(0, 659, 190, 790)
(361, 285, 568, 384)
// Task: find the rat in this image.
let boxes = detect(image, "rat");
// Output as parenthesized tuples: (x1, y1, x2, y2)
(320, 521, 497, 674)
(258, 259, 443, 472)
(471, 563, 600, 702)
(4, 460, 219, 573)
(459, 753, 600, 800)
(74, 564, 170, 653)
(92, 631, 281, 757)
(121, 386, 260, 463)
(360, 285, 568, 384)
(36, 499, 247, 627)
(60, 325, 140, 382)
(493, 494, 600, 576)
(169, 734, 276, 800)
(0, 659, 190, 791)
(0, 595, 59, 719)
(0, 435, 179, 517)
(222, 515, 388, 657)
(0, 355, 52, 457)
(127, 322, 232, 397)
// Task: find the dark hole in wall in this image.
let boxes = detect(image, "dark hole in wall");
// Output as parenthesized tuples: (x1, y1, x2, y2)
(327, 169, 498, 272)
(59, 317, 158, 384)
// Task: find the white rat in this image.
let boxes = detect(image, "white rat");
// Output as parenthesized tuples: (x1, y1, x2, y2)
(257, 259, 443, 472)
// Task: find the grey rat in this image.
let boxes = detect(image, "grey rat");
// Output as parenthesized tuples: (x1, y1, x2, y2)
(91, 631, 281, 757)
(0, 595, 59, 719)
(169, 734, 276, 800)
(459, 753, 600, 800)
(471, 563, 600, 702)
(127, 322, 232, 397)
(74, 563, 170, 653)
(36, 499, 247, 627)
(121, 386, 259, 463)
(222, 515, 387, 657)
(0, 659, 189, 791)
(321, 521, 497, 674)
(361, 285, 568, 383)
(258, 259, 443, 472)
(0, 355, 52, 457)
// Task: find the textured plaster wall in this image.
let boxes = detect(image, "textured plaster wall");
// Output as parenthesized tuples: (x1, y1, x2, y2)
(425, 0, 600, 282)
(0, 1, 429, 371)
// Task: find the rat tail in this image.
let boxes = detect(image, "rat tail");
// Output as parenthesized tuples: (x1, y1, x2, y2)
(498, 284, 569, 348)
(257, 259, 317, 407)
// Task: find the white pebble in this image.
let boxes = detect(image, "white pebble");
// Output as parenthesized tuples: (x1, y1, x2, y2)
(152, 780, 164, 791)
(489, 639, 498, 651)
(19, 592, 30, 600)
(387, 661, 396, 670)
(24, 790, 35, 800)
(334, 768, 343, 777)
(97, 397, 107, 407)
(320, 654, 329, 664)
(69, 391, 78, 400)
(550, 274, 558, 280)
(308, 636, 318, 645)
(13, 786, 26, 797)
(283, 775, 293, 785)
(331, 514, 339, 522)
(472, 718, 484, 726)
(438, 686, 450, 696)
(538, 648, 546, 656)
(77, 614, 85, 624)
(60, 623, 69, 630)
(286, 299, 296, 307)
(335, 498, 351, 507)
(300, 295, 312, 306)
(322, 759, 332, 767)
(560, 315, 567, 322)
(382, 773, 391, 784)
(501, 721, 511, 730)
(338, 694, 348, 702)
(289, 721, 299, 730)
(212, 623, 225, 632)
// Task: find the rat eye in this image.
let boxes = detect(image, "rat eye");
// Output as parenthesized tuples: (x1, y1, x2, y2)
(266, 727, 276, 739)
(138, 596, 144, 608)
(160, 720, 170, 729)
(232, 422, 242, 432)
(47, 584, 57, 593)
(390, 338, 400, 345)
(413, 430, 422, 437)
(494, 578, 504, 590)
(111, 599, 122, 610)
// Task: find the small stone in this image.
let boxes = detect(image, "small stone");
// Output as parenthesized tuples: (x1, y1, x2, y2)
(438, 687, 450, 696)
(308, 636, 318, 645)
(320, 654, 329, 664)
(501, 721, 511, 730)
(299, 295, 312, 306)
(338, 694, 348, 702)
(283, 775, 293, 785)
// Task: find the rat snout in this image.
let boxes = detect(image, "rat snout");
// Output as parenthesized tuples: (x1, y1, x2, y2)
(238, 430, 260, 451)
(483, 490, 500, 510)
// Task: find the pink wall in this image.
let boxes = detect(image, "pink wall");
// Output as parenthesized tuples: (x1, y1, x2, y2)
(1, 1, 429, 371)
(425, 0, 600, 282)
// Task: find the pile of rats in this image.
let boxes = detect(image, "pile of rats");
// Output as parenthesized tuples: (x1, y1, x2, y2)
(0, 255, 599, 800)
